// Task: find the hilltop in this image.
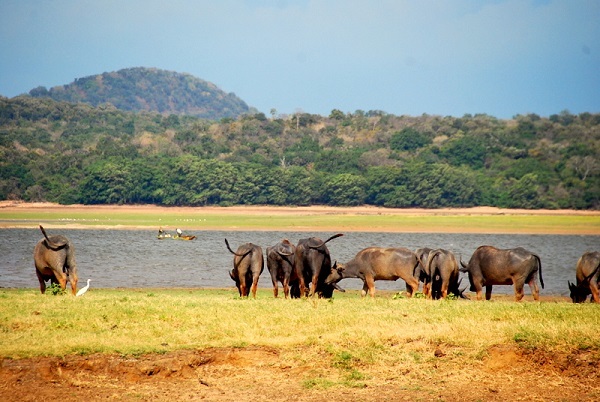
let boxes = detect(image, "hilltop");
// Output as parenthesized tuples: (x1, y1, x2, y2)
(27, 67, 253, 119)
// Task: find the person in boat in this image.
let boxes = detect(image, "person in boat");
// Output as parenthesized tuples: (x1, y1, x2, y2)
(174, 228, 196, 240)
(157, 227, 171, 239)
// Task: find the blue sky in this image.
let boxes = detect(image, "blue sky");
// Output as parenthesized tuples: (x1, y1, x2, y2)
(0, 0, 598, 118)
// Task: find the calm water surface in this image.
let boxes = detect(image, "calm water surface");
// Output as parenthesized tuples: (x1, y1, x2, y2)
(1, 229, 598, 296)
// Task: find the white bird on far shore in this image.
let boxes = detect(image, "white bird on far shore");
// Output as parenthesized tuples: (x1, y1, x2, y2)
(76, 279, 91, 297)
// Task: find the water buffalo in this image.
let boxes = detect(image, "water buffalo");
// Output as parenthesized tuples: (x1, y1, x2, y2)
(34, 225, 79, 295)
(325, 247, 421, 298)
(266, 239, 300, 298)
(460, 245, 544, 301)
(225, 239, 264, 298)
(427, 249, 460, 299)
(295, 234, 344, 298)
(568, 251, 600, 303)
(415, 247, 433, 295)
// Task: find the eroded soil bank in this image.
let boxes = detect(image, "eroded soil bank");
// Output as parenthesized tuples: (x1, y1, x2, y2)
(1, 345, 599, 401)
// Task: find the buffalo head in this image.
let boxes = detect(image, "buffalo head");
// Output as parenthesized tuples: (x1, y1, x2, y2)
(325, 261, 344, 285)
(323, 262, 346, 292)
(568, 281, 589, 303)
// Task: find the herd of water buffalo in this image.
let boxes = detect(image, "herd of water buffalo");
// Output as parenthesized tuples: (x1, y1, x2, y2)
(33, 226, 599, 303)
(224, 233, 600, 303)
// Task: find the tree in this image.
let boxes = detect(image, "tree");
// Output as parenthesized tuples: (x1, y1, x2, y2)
(506, 173, 542, 209)
(329, 109, 345, 120)
(390, 128, 431, 151)
(440, 135, 487, 169)
(569, 156, 598, 181)
(79, 159, 133, 204)
(324, 173, 367, 206)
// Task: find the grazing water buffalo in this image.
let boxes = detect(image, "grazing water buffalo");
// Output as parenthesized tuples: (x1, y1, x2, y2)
(325, 247, 421, 298)
(295, 234, 344, 298)
(415, 247, 433, 295)
(266, 239, 300, 298)
(568, 251, 600, 303)
(225, 239, 264, 298)
(460, 245, 544, 301)
(427, 249, 460, 299)
(34, 225, 79, 295)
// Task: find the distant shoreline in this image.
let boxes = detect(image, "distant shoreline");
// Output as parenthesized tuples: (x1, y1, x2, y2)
(2, 201, 598, 215)
(1, 201, 598, 234)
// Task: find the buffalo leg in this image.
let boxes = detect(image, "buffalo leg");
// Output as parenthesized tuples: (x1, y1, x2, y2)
(528, 278, 540, 301)
(422, 282, 431, 297)
(406, 277, 419, 298)
(282, 276, 290, 299)
(475, 290, 483, 300)
(54, 271, 68, 293)
(485, 285, 493, 300)
(239, 276, 247, 297)
(251, 278, 259, 299)
(590, 281, 599, 303)
(364, 276, 377, 297)
(309, 274, 319, 297)
(514, 282, 525, 302)
(298, 277, 307, 298)
(440, 283, 449, 299)
(290, 282, 301, 298)
(35, 269, 47, 294)
(69, 276, 78, 295)
(296, 261, 307, 297)
(270, 271, 279, 298)
(360, 282, 369, 297)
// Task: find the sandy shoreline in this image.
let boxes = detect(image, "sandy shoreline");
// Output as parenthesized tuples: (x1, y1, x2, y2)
(1, 201, 599, 234)
(2, 201, 599, 216)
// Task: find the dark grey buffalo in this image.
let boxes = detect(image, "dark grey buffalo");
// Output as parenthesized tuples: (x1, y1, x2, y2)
(325, 247, 421, 298)
(568, 251, 600, 303)
(266, 239, 300, 298)
(415, 247, 433, 295)
(460, 245, 544, 301)
(34, 225, 79, 295)
(427, 249, 461, 299)
(295, 234, 344, 298)
(225, 239, 264, 298)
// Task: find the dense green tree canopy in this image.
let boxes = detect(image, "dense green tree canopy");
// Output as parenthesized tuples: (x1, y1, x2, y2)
(1, 95, 598, 209)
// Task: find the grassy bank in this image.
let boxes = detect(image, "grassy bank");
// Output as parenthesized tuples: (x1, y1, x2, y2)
(2, 288, 598, 360)
(1, 205, 599, 233)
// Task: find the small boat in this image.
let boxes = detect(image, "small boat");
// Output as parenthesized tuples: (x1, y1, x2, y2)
(173, 234, 197, 241)
(157, 227, 196, 240)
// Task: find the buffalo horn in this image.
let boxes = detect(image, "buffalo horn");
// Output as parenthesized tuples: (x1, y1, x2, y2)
(332, 283, 346, 292)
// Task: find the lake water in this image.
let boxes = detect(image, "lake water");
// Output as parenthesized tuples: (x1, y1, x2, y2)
(1, 228, 597, 297)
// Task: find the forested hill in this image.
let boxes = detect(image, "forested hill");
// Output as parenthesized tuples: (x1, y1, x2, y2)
(27, 67, 252, 119)
(0, 95, 598, 209)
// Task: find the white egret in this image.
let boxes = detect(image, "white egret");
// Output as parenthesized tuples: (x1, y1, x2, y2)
(76, 279, 91, 297)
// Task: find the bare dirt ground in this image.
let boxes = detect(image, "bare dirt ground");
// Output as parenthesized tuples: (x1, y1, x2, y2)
(1, 344, 599, 401)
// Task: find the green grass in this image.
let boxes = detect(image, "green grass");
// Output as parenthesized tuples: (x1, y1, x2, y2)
(1, 288, 598, 360)
(1, 208, 598, 233)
